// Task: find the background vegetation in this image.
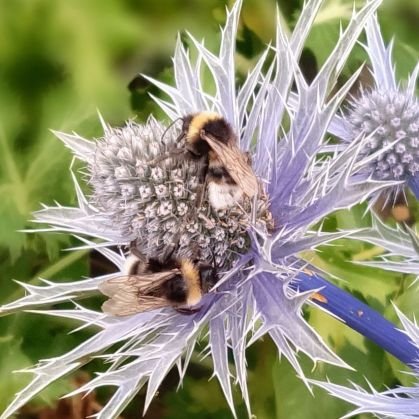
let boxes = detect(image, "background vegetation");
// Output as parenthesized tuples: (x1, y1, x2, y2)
(0, 0, 418, 417)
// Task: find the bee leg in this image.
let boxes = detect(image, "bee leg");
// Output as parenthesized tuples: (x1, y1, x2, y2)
(131, 248, 147, 262)
(158, 231, 183, 263)
(194, 174, 208, 209)
(192, 156, 209, 210)
(176, 307, 200, 315)
(160, 243, 178, 262)
(244, 151, 252, 165)
(128, 240, 146, 259)
(189, 242, 202, 262)
(148, 148, 187, 166)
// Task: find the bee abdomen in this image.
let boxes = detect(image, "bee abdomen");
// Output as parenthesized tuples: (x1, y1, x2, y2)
(208, 182, 243, 209)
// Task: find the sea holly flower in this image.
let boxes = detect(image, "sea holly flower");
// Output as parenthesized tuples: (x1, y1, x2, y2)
(1, 1, 416, 418)
(311, 306, 419, 418)
(328, 14, 419, 202)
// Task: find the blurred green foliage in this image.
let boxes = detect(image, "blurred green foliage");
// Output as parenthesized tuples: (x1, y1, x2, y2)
(0, 0, 417, 418)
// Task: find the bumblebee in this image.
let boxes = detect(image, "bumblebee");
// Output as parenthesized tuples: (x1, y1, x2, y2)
(184, 112, 258, 209)
(98, 250, 218, 316)
(153, 112, 259, 209)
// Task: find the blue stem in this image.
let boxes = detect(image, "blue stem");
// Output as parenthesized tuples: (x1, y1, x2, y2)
(293, 273, 419, 367)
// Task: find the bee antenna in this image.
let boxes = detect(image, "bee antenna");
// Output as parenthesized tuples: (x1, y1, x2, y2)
(161, 117, 183, 144)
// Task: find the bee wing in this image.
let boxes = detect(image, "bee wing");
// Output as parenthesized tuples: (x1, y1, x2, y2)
(102, 294, 168, 316)
(136, 270, 180, 294)
(99, 271, 179, 295)
(98, 271, 179, 316)
(202, 133, 258, 198)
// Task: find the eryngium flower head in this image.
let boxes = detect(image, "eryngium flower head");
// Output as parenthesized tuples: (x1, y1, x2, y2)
(0, 1, 390, 418)
(89, 117, 267, 269)
(348, 89, 419, 181)
(327, 14, 419, 201)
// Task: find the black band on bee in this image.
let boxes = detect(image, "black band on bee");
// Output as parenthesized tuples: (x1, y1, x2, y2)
(147, 257, 178, 272)
(207, 166, 237, 185)
(161, 275, 188, 303)
(202, 119, 232, 145)
(208, 166, 229, 179)
(186, 138, 211, 157)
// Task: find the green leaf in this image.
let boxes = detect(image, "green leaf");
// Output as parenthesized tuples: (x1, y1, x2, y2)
(306, 246, 400, 307)
(273, 358, 349, 419)
(0, 336, 33, 412)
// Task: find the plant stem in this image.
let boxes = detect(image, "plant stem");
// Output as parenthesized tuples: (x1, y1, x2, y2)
(294, 272, 419, 367)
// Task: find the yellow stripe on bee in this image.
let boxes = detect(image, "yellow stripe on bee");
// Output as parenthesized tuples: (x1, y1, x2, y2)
(187, 112, 222, 140)
(180, 259, 202, 305)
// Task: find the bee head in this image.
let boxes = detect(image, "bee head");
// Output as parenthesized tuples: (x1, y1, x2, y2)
(183, 112, 232, 157)
(181, 114, 194, 133)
